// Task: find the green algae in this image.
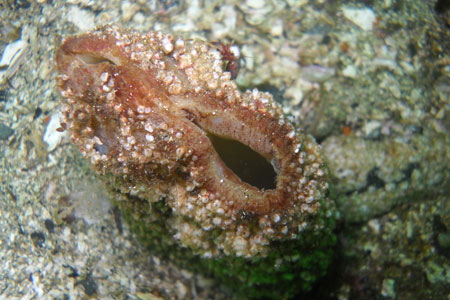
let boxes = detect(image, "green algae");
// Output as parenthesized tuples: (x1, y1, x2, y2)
(113, 191, 337, 299)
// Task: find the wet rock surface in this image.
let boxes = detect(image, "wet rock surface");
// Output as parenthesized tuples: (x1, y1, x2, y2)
(0, 0, 448, 299)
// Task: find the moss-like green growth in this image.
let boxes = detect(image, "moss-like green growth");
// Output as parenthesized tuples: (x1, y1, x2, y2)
(114, 192, 336, 299)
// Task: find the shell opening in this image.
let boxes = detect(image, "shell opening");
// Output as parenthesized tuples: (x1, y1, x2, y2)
(207, 133, 277, 190)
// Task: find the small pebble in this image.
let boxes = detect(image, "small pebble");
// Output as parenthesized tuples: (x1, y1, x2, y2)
(44, 219, 55, 233)
(30, 231, 46, 248)
(0, 123, 14, 140)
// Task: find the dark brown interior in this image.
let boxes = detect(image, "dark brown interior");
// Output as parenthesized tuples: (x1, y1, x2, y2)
(207, 133, 277, 190)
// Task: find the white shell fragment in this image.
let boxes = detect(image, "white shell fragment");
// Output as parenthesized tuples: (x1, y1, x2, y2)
(43, 112, 67, 151)
(300, 65, 335, 82)
(342, 65, 357, 78)
(67, 5, 95, 31)
(342, 7, 376, 31)
(0, 39, 28, 83)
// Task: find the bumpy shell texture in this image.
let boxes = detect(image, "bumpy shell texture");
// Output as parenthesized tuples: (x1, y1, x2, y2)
(56, 24, 336, 298)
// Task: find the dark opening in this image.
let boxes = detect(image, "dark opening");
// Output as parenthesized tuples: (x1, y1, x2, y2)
(207, 133, 277, 190)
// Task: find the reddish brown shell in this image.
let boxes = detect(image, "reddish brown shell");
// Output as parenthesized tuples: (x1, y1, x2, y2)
(56, 25, 329, 257)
